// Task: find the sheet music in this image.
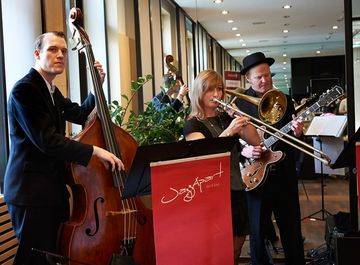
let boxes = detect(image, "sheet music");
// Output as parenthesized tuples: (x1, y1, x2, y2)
(305, 115, 347, 137)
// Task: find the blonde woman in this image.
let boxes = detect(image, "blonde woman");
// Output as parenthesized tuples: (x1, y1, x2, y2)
(183, 69, 262, 264)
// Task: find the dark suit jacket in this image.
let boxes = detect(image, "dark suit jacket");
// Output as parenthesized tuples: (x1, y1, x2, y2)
(4, 68, 94, 207)
(234, 87, 298, 193)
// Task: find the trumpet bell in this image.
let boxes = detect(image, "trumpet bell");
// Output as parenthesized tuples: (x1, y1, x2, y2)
(259, 89, 287, 125)
(225, 89, 287, 125)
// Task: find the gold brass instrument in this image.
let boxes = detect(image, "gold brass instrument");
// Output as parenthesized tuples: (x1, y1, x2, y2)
(217, 85, 343, 190)
(214, 97, 331, 164)
(226, 89, 287, 125)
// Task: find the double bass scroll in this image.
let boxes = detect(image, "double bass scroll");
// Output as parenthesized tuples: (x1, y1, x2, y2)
(164, 55, 191, 105)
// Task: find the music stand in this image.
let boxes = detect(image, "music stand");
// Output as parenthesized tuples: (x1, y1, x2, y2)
(330, 127, 360, 231)
(330, 127, 360, 169)
(303, 115, 347, 221)
(122, 136, 238, 199)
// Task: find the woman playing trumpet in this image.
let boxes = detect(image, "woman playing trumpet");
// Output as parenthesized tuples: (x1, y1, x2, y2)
(183, 69, 261, 264)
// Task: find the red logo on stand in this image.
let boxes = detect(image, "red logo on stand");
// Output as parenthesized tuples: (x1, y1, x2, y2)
(151, 153, 233, 265)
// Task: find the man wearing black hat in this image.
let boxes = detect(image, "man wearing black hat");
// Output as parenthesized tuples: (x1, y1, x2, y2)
(235, 52, 305, 265)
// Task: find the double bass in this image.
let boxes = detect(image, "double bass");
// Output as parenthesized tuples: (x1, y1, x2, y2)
(164, 55, 190, 105)
(58, 8, 155, 265)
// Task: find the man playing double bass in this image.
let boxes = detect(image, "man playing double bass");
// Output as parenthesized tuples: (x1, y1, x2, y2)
(4, 31, 124, 265)
(234, 52, 305, 265)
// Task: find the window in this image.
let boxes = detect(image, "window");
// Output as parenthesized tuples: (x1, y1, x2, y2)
(161, 0, 177, 73)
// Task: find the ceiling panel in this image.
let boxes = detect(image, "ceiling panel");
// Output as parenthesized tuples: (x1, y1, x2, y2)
(175, 0, 345, 92)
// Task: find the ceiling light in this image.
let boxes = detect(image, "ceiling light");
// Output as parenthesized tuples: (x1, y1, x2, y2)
(239, 39, 244, 42)
(316, 50, 321, 54)
(246, 50, 250, 53)
(283, 53, 287, 57)
(252, 21, 266, 25)
(283, 62, 287, 64)
(282, 67, 286, 70)
(332, 25, 339, 30)
(235, 33, 241, 37)
(284, 74, 287, 77)
(221, 10, 229, 15)
(283, 5, 292, 9)
(213, 0, 223, 3)
(242, 43, 247, 47)
(283, 29, 289, 33)
(227, 20, 234, 23)
(231, 27, 238, 31)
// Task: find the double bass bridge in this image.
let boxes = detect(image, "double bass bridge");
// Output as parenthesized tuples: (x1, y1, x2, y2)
(106, 208, 138, 216)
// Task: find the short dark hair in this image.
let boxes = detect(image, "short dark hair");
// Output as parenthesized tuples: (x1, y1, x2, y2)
(34, 31, 66, 51)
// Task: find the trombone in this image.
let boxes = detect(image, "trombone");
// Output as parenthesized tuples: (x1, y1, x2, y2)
(213, 94, 331, 165)
(226, 89, 287, 125)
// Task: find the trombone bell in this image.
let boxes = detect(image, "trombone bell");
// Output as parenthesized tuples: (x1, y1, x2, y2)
(226, 89, 287, 125)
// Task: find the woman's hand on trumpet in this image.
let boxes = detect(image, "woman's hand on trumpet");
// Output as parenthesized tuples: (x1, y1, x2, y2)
(225, 103, 239, 118)
(222, 116, 250, 137)
(291, 115, 304, 138)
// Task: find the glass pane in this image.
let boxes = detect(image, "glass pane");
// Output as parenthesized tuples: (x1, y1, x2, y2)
(353, 20, 360, 129)
(185, 17, 195, 84)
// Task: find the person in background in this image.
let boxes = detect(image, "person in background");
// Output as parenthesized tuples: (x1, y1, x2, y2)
(321, 102, 337, 116)
(235, 52, 305, 265)
(151, 73, 189, 112)
(4, 31, 124, 265)
(338, 97, 347, 115)
(183, 69, 262, 264)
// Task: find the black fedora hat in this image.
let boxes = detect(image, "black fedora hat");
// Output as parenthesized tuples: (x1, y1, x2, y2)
(240, 52, 275, 75)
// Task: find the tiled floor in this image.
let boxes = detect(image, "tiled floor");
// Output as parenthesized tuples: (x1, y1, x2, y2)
(238, 176, 350, 264)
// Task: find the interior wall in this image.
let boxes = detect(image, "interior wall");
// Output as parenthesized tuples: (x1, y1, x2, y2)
(291, 55, 345, 101)
(179, 12, 188, 88)
(150, 0, 163, 94)
(43, 0, 67, 96)
(138, 0, 153, 104)
(105, 0, 138, 120)
(2, 0, 42, 99)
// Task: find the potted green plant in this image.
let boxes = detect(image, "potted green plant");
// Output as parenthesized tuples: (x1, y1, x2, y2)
(109, 74, 189, 146)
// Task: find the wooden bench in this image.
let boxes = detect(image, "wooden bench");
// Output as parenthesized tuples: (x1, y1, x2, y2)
(0, 195, 18, 265)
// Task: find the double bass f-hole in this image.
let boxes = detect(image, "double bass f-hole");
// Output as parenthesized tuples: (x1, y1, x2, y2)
(85, 197, 104, 236)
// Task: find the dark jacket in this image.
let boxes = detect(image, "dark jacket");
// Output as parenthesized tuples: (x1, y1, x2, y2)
(235, 87, 298, 192)
(151, 90, 183, 112)
(4, 68, 94, 206)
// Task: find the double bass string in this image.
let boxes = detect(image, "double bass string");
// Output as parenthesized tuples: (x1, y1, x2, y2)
(84, 41, 138, 244)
